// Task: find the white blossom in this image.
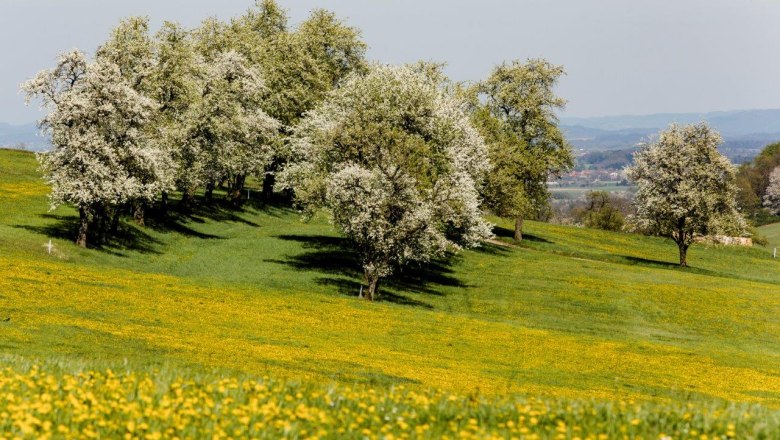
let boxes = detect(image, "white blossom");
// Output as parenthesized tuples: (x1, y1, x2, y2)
(280, 64, 492, 300)
(763, 166, 780, 215)
(626, 123, 746, 266)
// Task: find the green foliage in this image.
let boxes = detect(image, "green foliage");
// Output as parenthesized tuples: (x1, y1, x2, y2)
(735, 142, 780, 225)
(581, 191, 625, 231)
(470, 59, 574, 226)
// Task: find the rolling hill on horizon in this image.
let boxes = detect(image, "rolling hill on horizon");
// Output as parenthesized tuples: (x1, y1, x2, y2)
(561, 109, 780, 161)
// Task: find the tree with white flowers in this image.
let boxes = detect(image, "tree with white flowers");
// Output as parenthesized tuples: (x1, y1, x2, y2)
(626, 123, 746, 267)
(185, 50, 280, 201)
(148, 21, 203, 208)
(280, 65, 492, 300)
(97, 16, 176, 224)
(763, 166, 780, 215)
(22, 51, 160, 247)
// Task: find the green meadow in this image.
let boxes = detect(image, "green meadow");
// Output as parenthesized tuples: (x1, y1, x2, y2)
(2, 147, 780, 438)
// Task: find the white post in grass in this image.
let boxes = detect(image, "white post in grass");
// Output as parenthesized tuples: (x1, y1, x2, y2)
(45, 239, 53, 255)
(774, 247, 777, 259)
(247, 189, 250, 200)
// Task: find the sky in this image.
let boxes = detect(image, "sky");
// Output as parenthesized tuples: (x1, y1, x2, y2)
(2, 0, 780, 124)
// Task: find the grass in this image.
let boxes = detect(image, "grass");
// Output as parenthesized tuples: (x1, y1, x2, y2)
(758, 222, 780, 249)
(2, 148, 780, 436)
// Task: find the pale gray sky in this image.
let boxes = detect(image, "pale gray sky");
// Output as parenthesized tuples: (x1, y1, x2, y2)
(2, 0, 780, 124)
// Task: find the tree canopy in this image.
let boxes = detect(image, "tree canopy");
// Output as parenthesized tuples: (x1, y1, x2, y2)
(470, 59, 573, 240)
(626, 123, 746, 266)
(280, 65, 491, 300)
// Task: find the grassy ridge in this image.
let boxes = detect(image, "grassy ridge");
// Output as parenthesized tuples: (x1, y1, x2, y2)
(2, 148, 780, 434)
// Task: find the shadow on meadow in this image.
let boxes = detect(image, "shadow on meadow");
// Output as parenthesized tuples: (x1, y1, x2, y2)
(266, 234, 471, 308)
(12, 193, 293, 255)
(493, 225, 552, 244)
(15, 213, 163, 256)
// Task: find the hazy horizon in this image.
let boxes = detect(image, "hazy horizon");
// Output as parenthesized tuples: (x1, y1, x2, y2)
(3, 0, 780, 124)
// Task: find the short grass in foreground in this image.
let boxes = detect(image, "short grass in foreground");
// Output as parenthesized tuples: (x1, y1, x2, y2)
(2, 148, 780, 435)
(1, 363, 778, 439)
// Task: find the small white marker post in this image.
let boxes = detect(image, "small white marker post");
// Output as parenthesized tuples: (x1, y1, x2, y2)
(774, 247, 777, 259)
(45, 239, 53, 255)
(247, 189, 251, 200)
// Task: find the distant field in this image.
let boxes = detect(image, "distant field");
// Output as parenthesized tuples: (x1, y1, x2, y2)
(550, 184, 635, 199)
(1, 148, 779, 437)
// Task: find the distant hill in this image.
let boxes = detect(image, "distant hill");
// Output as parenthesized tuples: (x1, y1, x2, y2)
(561, 109, 780, 163)
(0, 122, 47, 151)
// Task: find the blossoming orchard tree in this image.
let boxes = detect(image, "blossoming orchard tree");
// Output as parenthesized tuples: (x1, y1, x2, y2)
(281, 65, 492, 300)
(96, 16, 176, 225)
(626, 123, 746, 267)
(763, 166, 780, 215)
(185, 50, 280, 202)
(22, 51, 161, 247)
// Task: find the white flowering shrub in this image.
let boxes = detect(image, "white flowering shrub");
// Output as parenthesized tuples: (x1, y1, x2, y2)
(626, 123, 746, 266)
(280, 65, 492, 300)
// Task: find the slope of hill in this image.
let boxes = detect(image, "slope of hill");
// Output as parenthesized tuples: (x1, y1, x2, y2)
(1, 148, 780, 435)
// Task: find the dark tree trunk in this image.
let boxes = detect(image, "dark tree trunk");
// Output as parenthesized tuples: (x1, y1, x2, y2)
(366, 275, 379, 301)
(181, 189, 192, 209)
(205, 181, 215, 202)
(76, 206, 89, 248)
(160, 191, 169, 216)
(262, 173, 274, 201)
(229, 175, 246, 202)
(133, 202, 145, 226)
(111, 207, 121, 234)
(514, 217, 524, 241)
(678, 242, 689, 267)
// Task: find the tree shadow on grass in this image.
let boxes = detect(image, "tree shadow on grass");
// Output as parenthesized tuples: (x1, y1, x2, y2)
(15, 214, 162, 256)
(266, 234, 468, 308)
(619, 255, 724, 278)
(493, 225, 552, 244)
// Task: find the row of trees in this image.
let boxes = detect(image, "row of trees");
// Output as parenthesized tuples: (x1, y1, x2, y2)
(27, 1, 749, 290)
(24, 1, 367, 246)
(26, 1, 574, 298)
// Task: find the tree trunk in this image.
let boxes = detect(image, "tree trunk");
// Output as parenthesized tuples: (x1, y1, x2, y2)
(514, 217, 524, 241)
(205, 181, 214, 202)
(678, 242, 689, 267)
(262, 173, 274, 201)
(181, 189, 191, 209)
(229, 175, 246, 202)
(133, 202, 145, 227)
(76, 206, 89, 248)
(111, 207, 121, 234)
(364, 269, 380, 301)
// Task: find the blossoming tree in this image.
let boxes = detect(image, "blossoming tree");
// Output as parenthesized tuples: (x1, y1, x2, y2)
(626, 123, 746, 266)
(763, 166, 780, 215)
(22, 51, 161, 247)
(281, 65, 492, 300)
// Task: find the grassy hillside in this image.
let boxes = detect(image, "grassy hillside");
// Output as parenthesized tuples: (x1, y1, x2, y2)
(2, 148, 780, 436)
(759, 222, 780, 249)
